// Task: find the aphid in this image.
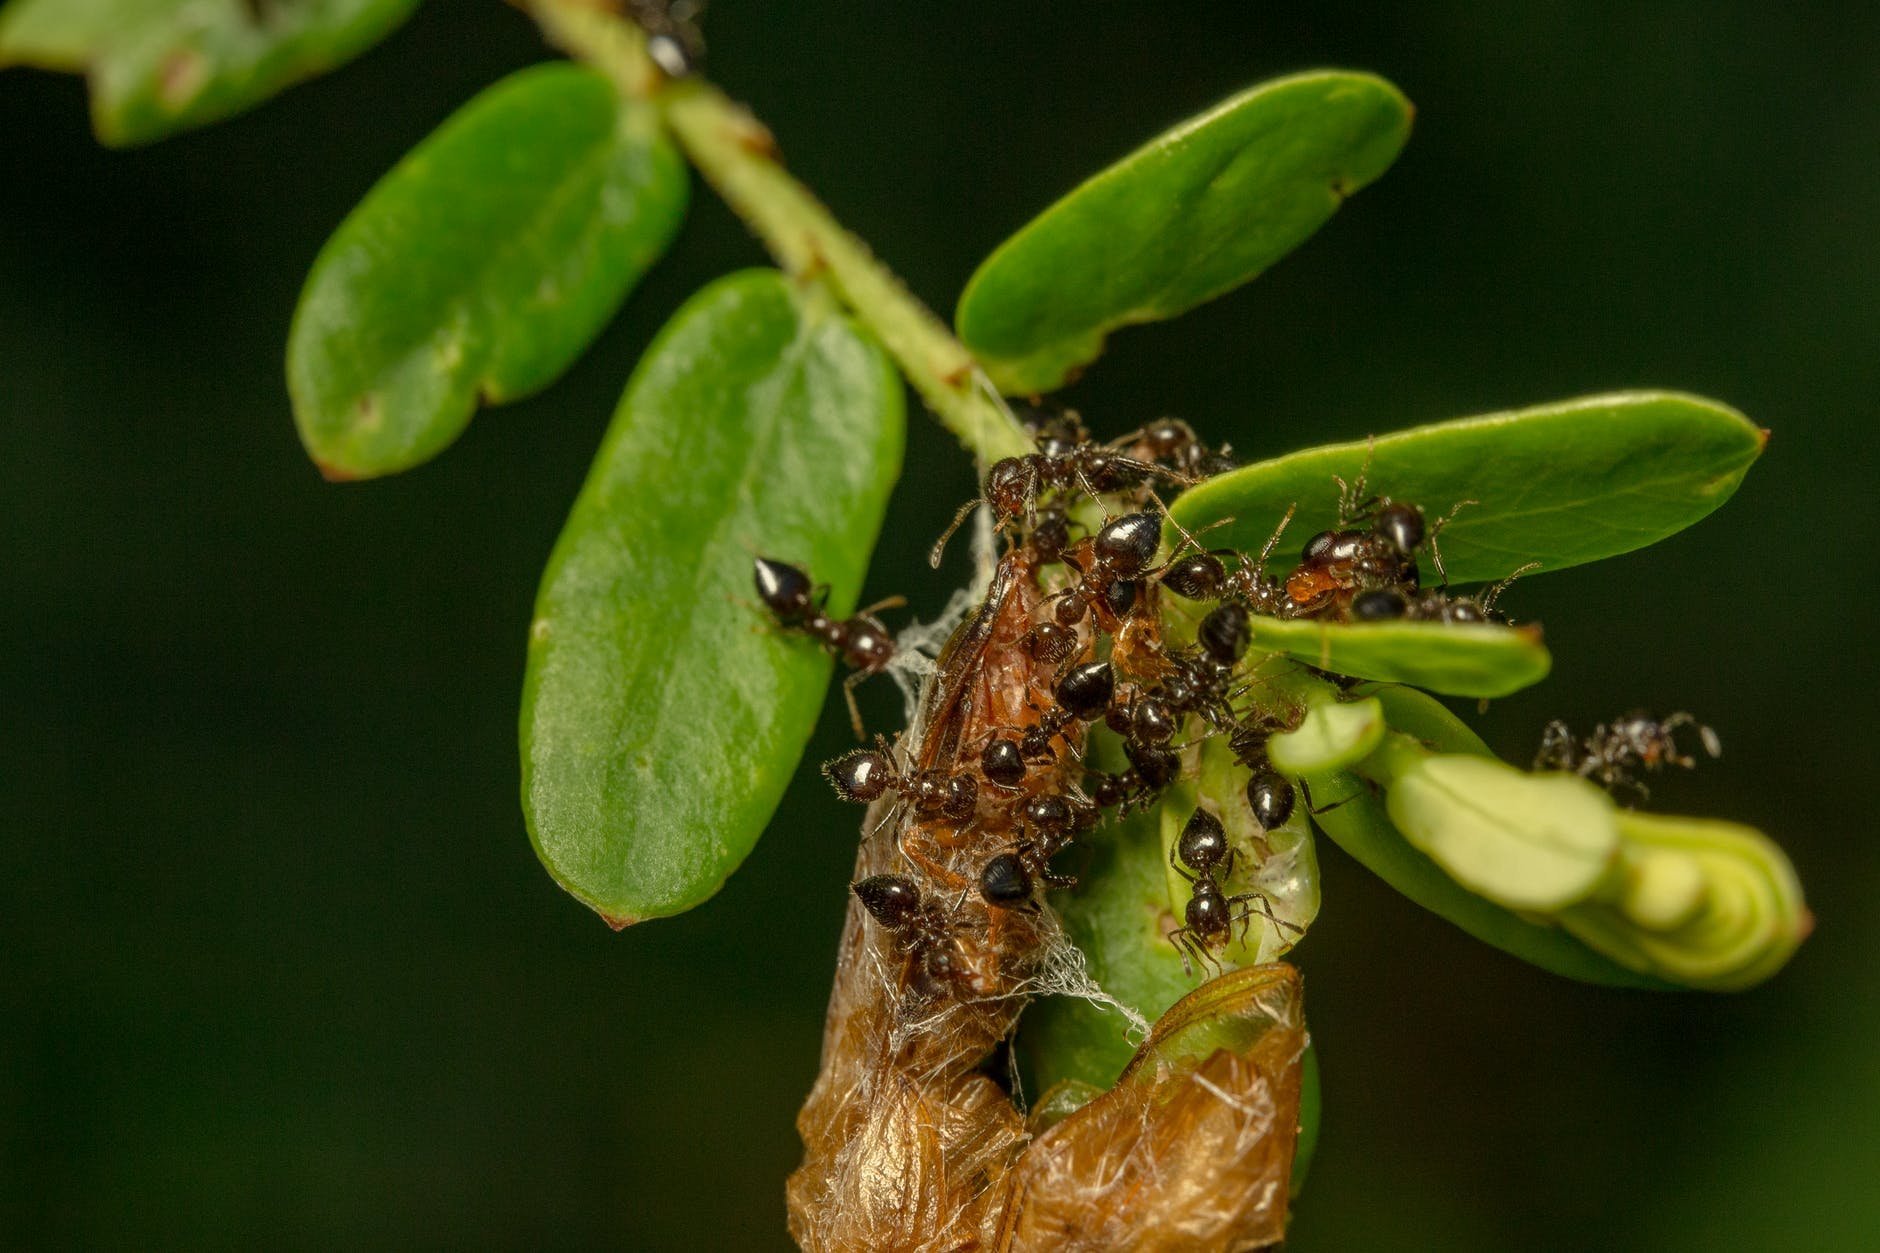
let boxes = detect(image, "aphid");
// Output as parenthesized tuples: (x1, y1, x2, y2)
(1166, 808, 1300, 975)
(753, 556, 903, 736)
(823, 740, 978, 823)
(852, 874, 964, 996)
(1534, 710, 1722, 802)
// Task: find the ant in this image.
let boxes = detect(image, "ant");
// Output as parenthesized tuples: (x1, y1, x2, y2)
(1111, 417, 1238, 480)
(976, 802, 1092, 907)
(1088, 738, 1184, 813)
(823, 738, 978, 824)
(1534, 710, 1722, 803)
(753, 556, 903, 737)
(625, 0, 707, 77)
(1166, 808, 1301, 976)
(928, 428, 1192, 567)
(1282, 461, 1472, 616)
(1346, 561, 1540, 624)
(1008, 659, 1116, 763)
(852, 874, 967, 998)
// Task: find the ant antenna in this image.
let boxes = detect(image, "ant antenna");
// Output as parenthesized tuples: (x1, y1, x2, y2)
(1480, 560, 1541, 613)
(1333, 437, 1379, 524)
(929, 497, 983, 569)
(1426, 499, 1479, 589)
(1255, 502, 1298, 572)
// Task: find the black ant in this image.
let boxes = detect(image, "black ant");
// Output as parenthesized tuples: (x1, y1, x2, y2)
(1166, 808, 1300, 976)
(1282, 462, 1472, 616)
(1011, 659, 1116, 762)
(1534, 710, 1721, 802)
(753, 556, 902, 737)
(1112, 417, 1238, 480)
(977, 797, 1093, 906)
(852, 874, 965, 997)
(928, 428, 1192, 566)
(823, 739, 978, 824)
(1346, 561, 1540, 624)
(1085, 731, 1184, 814)
(1224, 712, 1303, 829)
(625, 0, 707, 77)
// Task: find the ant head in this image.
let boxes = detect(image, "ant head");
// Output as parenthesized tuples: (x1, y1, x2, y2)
(1094, 512, 1162, 576)
(1141, 417, 1196, 459)
(753, 557, 814, 622)
(1177, 807, 1229, 873)
(853, 875, 921, 928)
(978, 852, 1032, 907)
(824, 747, 892, 803)
(985, 457, 1035, 519)
(1129, 696, 1176, 746)
(1124, 738, 1181, 789)
(1022, 622, 1078, 666)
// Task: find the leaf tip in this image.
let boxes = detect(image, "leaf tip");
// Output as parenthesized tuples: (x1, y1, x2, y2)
(599, 910, 642, 932)
(314, 457, 363, 483)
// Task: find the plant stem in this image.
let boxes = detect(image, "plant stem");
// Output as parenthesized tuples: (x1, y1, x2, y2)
(527, 0, 1033, 464)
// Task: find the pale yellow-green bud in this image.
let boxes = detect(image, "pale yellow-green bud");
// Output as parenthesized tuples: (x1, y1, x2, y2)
(1384, 754, 1620, 913)
(1560, 812, 1810, 990)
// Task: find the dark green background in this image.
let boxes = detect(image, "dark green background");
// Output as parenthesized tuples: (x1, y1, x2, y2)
(3, 2, 1875, 1248)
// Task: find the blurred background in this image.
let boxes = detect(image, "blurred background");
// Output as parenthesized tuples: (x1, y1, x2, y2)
(3, 1, 1876, 1248)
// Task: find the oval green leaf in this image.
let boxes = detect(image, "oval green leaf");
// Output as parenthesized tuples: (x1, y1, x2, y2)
(0, 0, 420, 147)
(1304, 767, 1669, 988)
(955, 71, 1411, 394)
(288, 63, 688, 480)
(1248, 617, 1551, 698)
(1173, 392, 1764, 584)
(519, 270, 904, 926)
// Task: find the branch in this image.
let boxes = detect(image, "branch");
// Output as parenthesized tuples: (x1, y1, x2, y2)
(527, 0, 1033, 464)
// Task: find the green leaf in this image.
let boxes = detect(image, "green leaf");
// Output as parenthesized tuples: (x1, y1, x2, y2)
(1247, 617, 1551, 699)
(1304, 767, 1669, 988)
(518, 270, 904, 926)
(0, 0, 420, 147)
(1172, 392, 1765, 584)
(288, 63, 688, 480)
(955, 71, 1411, 394)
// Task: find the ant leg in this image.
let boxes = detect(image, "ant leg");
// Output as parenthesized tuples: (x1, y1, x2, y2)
(1167, 840, 1200, 884)
(841, 670, 872, 740)
(856, 594, 908, 617)
(1299, 776, 1360, 816)
(1253, 503, 1299, 574)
